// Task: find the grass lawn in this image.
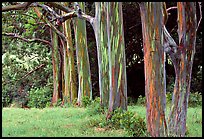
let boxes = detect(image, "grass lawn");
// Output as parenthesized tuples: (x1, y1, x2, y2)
(2, 105, 202, 137)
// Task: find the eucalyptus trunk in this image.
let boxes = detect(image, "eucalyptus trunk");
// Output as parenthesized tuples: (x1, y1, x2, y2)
(93, 2, 109, 107)
(51, 30, 61, 104)
(106, 2, 127, 119)
(62, 5, 77, 104)
(167, 2, 197, 137)
(73, 2, 92, 106)
(139, 2, 167, 137)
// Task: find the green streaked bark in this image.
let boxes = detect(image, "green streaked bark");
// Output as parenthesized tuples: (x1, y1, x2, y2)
(93, 2, 109, 107)
(73, 2, 92, 106)
(139, 2, 167, 137)
(51, 29, 61, 104)
(62, 4, 77, 104)
(167, 2, 197, 137)
(106, 2, 127, 118)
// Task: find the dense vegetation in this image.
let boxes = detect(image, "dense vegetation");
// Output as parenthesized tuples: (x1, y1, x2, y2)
(2, 2, 202, 137)
(2, 2, 202, 108)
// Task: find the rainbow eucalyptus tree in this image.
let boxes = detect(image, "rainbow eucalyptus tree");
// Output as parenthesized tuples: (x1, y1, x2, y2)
(139, 2, 167, 137)
(93, 2, 109, 107)
(50, 30, 61, 104)
(62, 3, 77, 104)
(73, 2, 92, 106)
(32, 7, 63, 104)
(74, 2, 127, 112)
(167, 2, 197, 137)
(106, 2, 128, 118)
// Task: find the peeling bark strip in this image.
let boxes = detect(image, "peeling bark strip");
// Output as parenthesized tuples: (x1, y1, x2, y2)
(73, 2, 92, 105)
(93, 2, 110, 107)
(167, 2, 197, 137)
(106, 2, 128, 118)
(139, 2, 167, 137)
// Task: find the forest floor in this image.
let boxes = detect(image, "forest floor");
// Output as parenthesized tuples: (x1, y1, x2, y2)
(2, 105, 202, 137)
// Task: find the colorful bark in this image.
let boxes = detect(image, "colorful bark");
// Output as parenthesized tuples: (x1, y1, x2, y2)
(51, 30, 61, 104)
(139, 2, 167, 137)
(93, 2, 109, 107)
(73, 2, 92, 106)
(106, 2, 127, 118)
(167, 2, 197, 137)
(62, 4, 77, 104)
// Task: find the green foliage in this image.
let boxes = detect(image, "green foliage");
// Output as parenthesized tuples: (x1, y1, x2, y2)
(101, 108, 147, 137)
(166, 92, 202, 107)
(188, 92, 202, 107)
(53, 99, 63, 107)
(87, 97, 106, 116)
(137, 95, 146, 106)
(81, 96, 92, 107)
(166, 92, 173, 105)
(27, 86, 52, 108)
(2, 85, 13, 107)
(127, 97, 137, 106)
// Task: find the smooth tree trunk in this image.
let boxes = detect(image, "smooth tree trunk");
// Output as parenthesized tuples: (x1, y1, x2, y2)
(51, 30, 61, 104)
(73, 2, 92, 106)
(93, 2, 109, 107)
(33, 7, 63, 105)
(62, 4, 77, 104)
(106, 2, 128, 119)
(139, 2, 167, 137)
(167, 2, 197, 137)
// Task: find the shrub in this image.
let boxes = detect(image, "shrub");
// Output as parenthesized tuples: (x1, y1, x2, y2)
(2, 90, 13, 107)
(81, 96, 92, 107)
(87, 97, 106, 116)
(27, 86, 52, 108)
(128, 97, 137, 106)
(188, 92, 202, 107)
(99, 108, 147, 137)
(137, 95, 146, 106)
(166, 92, 173, 105)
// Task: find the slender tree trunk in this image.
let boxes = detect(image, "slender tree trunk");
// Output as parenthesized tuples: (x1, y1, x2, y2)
(93, 2, 109, 107)
(106, 2, 128, 119)
(51, 29, 61, 104)
(73, 2, 92, 106)
(62, 4, 77, 104)
(139, 2, 167, 137)
(167, 2, 197, 137)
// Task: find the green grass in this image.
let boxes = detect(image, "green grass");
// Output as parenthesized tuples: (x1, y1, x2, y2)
(2, 105, 202, 137)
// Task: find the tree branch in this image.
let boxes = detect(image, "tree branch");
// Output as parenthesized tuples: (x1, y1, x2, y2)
(163, 26, 179, 65)
(73, 2, 95, 25)
(196, 2, 202, 32)
(2, 2, 33, 12)
(2, 32, 52, 47)
(33, 7, 67, 42)
(45, 2, 73, 13)
(166, 6, 177, 13)
(163, 26, 178, 53)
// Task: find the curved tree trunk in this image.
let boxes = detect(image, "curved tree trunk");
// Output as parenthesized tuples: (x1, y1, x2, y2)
(139, 2, 167, 137)
(167, 2, 197, 137)
(106, 2, 128, 118)
(73, 2, 92, 106)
